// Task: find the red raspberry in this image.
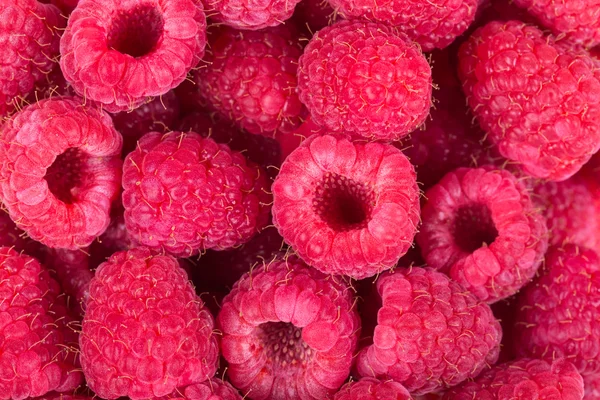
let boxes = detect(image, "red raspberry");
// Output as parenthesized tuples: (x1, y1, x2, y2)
(333, 378, 412, 400)
(0, 98, 123, 249)
(163, 379, 242, 399)
(217, 256, 360, 399)
(272, 134, 420, 279)
(0, 247, 83, 399)
(275, 116, 325, 161)
(122, 131, 271, 257)
(515, 244, 600, 380)
(203, 0, 301, 29)
(40, 395, 93, 400)
(417, 167, 548, 303)
(458, 20, 600, 181)
(444, 358, 585, 400)
(355, 268, 502, 394)
(59, 0, 207, 112)
(195, 26, 305, 137)
(80, 247, 219, 399)
(585, 376, 600, 400)
(297, 20, 432, 142)
(0, 210, 43, 258)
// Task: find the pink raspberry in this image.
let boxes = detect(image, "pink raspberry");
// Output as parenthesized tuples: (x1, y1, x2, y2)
(0, 98, 123, 249)
(333, 378, 412, 400)
(444, 358, 585, 400)
(458, 20, 600, 181)
(80, 247, 219, 399)
(60, 0, 207, 112)
(217, 256, 360, 399)
(122, 131, 271, 257)
(272, 134, 420, 279)
(203, 0, 301, 29)
(417, 167, 548, 303)
(0, 247, 83, 399)
(356, 268, 502, 394)
(195, 26, 305, 137)
(515, 244, 600, 380)
(297, 20, 432, 142)
(40, 395, 93, 400)
(163, 379, 242, 399)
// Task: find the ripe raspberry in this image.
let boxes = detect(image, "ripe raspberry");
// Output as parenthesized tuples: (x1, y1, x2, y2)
(203, 0, 301, 29)
(122, 131, 271, 257)
(163, 379, 242, 399)
(272, 134, 420, 279)
(195, 26, 305, 137)
(585, 376, 600, 400)
(326, 0, 480, 51)
(0, 247, 83, 399)
(0, 98, 123, 249)
(356, 268, 502, 394)
(40, 394, 93, 400)
(59, 0, 207, 112)
(275, 116, 324, 161)
(88, 208, 133, 268)
(0, 210, 43, 258)
(515, 244, 600, 379)
(297, 20, 432, 142)
(443, 358, 585, 400)
(80, 247, 219, 399)
(217, 255, 360, 399)
(333, 378, 412, 400)
(458, 20, 600, 181)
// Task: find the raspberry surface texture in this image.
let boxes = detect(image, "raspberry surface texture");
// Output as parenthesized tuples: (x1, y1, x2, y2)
(203, 0, 301, 29)
(217, 255, 360, 399)
(80, 247, 219, 399)
(60, 0, 207, 112)
(0, 98, 123, 249)
(417, 167, 548, 303)
(458, 20, 600, 181)
(122, 131, 271, 257)
(272, 134, 420, 279)
(163, 379, 242, 399)
(333, 378, 412, 400)
(443, 358, 585, 400)
(356, 267, 502, 394)
(297, 20, 432, 142)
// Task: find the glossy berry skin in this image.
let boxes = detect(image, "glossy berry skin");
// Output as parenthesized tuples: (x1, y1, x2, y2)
(203, 0, 301, 29)
(333, 378, 412, 400)
(458, 20, 600, 181)
(80, 248, 219, 399)
(297, 20, 432, 142)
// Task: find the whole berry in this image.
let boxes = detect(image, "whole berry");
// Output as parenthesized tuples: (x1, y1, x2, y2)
(356, 268, 502, 394)
(417, 167, 548, 303)
(0, 98, 123, 249)
(60, 0, 207, 112)
(333, 378, 412, 400)
(203, 0, 301, 29)
(458, 20, 600, 181)
(272, 134, 420, 279)
(297, 20, 432, 141)
(162, 379, 242, 399)
(122, 131, 271, 257)
(217, 256, 360, 399)
(80, 247, 219, 399)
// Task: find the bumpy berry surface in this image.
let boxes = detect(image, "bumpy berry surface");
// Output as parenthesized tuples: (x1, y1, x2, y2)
(60, 0, 207, 112)
(515, 244, 600, 379)
(458, 20, 600, 181)
(417, 167, 547, 303)
(297, 20, 432, 141)
(444, 358, 584, 400)
(333, 378, 412, 400)
(272, 134, 420, 279)
(356, 268, 502, 394)
(0, 98, 123, 249)
(195, 26, 305, 137)
(80, 247, 219, 399)
(217, 256, 360, 399)
(163, 379, 242, 399)
(122, 131, 271, 257)
(203, 0, 301, 29)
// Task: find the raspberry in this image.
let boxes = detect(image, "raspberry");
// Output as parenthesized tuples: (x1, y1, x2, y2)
(275, 116, 325, 161)
(80, 247, 219, 399)
(163, 379, 242, 399)
(59, 0, 207, 112)
(0, 210, 43, 258)
(203, 0, 301, 29)
(122, 131, 271, 257)
(326, 0, 480, 51)
(443, 358, 585, 400)
(272, 134, 420, 279)
(292, 0, 335, 33)
(217, 255, 360, 399)
(194, 26, 305, 137)
(0, 98, 123, 249)
(333, 378, 412, 400)
(0, 247, 83, 399)
(297, 20, 432, 142)
(458, 20, 600, 181)
(355, 268, 502, 394)
(515, 244, 600, 379)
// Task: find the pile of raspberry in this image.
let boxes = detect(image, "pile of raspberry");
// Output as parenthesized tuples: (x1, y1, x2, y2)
(2, 0, 600, 398)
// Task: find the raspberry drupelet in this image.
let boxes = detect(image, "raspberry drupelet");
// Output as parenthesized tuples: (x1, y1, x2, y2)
(333, 378, 412, 400)
(217, 255, 361, 399)
(272, 134, 420, 279)
(0, 98, 123, 249)
(162, 379, 242, 399)
(203, 0, 301, 30)
(297, 20, 432, 142)
(60, 0, 207, 112)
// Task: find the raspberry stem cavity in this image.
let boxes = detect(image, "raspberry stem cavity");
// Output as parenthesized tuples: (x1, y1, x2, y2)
(107, 3, 164, 58)
(258, 322, 313, 368)
(46, 147, 90, 204)
(452, 203, 499, 253)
